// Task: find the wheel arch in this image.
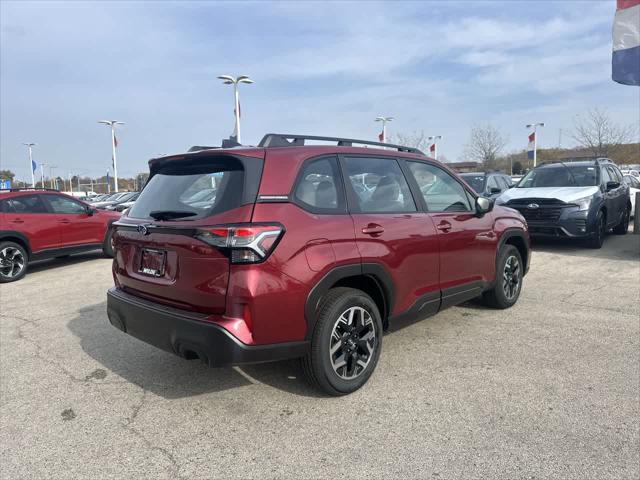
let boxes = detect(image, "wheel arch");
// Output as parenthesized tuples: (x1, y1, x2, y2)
(304, 263, 394, 339)
(0, 231, 31, 258)
(498, 229, 529, 275)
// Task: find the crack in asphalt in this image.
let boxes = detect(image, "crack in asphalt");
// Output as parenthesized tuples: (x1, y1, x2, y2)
(121, 387, 187, 480)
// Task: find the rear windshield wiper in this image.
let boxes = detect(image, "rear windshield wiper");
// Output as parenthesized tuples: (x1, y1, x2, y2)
(148, 210, 198, 221)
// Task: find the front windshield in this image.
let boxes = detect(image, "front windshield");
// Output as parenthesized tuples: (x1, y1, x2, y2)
(517, 165, 599, 188)
(459, 174, 486, 194)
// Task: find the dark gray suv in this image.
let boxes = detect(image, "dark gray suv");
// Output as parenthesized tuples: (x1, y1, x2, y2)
(460, 171, 513, 199)
(496, 159, 631, 248)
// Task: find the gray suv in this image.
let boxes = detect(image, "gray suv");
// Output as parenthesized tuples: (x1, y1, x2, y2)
(496, 159, 631, 248)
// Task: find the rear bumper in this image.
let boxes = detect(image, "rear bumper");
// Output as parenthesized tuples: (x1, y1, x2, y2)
(106, 288, 309, 366)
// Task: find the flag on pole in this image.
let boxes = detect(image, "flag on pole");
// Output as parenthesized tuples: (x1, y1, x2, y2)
(378, 130, 384, 142)
(612, 0, 640, 86)
(527, 132, 535, 160)
(114, 135, 118, 148)
(32, 159, 37, 172)
(429, 143, 436, 155)
(106, 171, 110, 184)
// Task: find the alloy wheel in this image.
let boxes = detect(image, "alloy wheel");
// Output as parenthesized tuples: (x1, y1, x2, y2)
(329, 306, 377, 380)
(502, 255, 520, 300)
(0, 247, 26, 279)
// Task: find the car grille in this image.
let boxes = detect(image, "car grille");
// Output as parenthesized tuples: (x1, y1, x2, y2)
(506, 198, 569, 224)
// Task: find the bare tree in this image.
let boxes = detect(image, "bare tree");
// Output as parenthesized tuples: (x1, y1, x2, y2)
(391, 130, 430, 153)
(462, 124, 508, 168)
(572, 108, 636, 158)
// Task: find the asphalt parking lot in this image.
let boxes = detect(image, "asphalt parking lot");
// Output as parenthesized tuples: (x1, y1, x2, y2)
(1, 234, 639, 479)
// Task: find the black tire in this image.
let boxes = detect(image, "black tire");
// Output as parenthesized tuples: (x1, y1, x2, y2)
(482, 245, 523, 309)
(301, 287, 383, 396)
(612, 205, 630, 235)
(586, 210, 606, 249)
(0, 241, 29, 283)
(102, 227, 115, 258)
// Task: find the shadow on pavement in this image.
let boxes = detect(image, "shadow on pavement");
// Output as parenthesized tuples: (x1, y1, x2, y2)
(28, 250, 107, 274)
(531, 231, 639, 262)
(67, 301, 325, 399)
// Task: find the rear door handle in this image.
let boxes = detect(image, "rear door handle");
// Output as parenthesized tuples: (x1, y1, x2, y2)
(436, 221, 452, 233)
(59, 219, 71, 224)
(10, 219, 24, 224)
(362, 224, 385, 235)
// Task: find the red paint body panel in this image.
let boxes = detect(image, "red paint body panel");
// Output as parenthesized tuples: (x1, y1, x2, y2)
(0, 190, 120, 255)
(106, 144, 530, 352)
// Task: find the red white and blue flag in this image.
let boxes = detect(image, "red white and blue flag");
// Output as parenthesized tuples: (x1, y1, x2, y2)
(527, 132, 535, 160)
(613, 0, 640, 86)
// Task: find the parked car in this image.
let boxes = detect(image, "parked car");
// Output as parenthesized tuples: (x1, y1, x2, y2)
(623, 174, 640, 217)
(497, 159, 631, 248)
(459, 171, 513, 198)
(0, 188, 121, 283)
(105, 192, 140, 211)
(92, 191, 138, 210)
(107, 133, 530, 395)
(621, 168, 639, 179)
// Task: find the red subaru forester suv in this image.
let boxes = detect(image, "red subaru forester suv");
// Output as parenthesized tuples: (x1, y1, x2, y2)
(0, 189, 121, 283)
(107, 134, 530, 395)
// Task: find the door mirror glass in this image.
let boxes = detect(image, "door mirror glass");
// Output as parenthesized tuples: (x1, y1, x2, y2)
(606, 181, 620, 191)
(476, 196, 493, 215)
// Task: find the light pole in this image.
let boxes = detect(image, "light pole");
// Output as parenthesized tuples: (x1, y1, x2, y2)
(526, 122, 545, 168)
(428, 135, 443, 159)
(375, 116, 394, 142)
(98, 120, 124, 192)
(39, 163, 46, 188)
(49, 166, 58, 189)
(22, 143, 37, 187)
(217, 75, 253, 144)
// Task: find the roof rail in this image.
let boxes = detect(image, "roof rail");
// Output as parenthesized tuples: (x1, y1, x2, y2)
(258, 133, 425, 155)
(0, 187, 60, 192)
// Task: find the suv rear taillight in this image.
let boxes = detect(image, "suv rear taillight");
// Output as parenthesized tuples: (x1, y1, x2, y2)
(195, 224, 284, 264)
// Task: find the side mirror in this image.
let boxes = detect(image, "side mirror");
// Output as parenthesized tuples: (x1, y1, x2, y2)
(476, 196, 494, 217)
(606, 181, 620, 191)
(489, 187, 502, 194)
(85, 205, 95, 216)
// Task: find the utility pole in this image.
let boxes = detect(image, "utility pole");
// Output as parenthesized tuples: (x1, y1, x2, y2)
(22, 143, 37, 187)
(98, 120, 124, 193)
(49, 166, 57, 189)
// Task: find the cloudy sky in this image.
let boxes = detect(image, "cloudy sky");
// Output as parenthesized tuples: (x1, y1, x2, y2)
(1, 0, 638, 181)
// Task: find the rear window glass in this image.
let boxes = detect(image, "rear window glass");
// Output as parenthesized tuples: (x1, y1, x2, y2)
(128, 157, 245, 220)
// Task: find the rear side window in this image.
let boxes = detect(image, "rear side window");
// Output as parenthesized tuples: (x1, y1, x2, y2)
(293, 157, 345, 213)
(129, 157, 246, 220)
(343, 156, 416, 213)
(2, 195, 48, 214)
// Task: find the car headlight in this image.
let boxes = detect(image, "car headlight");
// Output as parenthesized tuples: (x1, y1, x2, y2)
(573, 196, 592, 211)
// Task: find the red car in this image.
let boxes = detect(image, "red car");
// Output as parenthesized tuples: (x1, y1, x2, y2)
(107, 134, 530, 395)
(0, 189, 121, 283)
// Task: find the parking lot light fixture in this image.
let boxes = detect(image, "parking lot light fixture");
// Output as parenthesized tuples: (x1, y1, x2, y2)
(526, 123, 545, 168)
(217, 75, 253, 144)
(428, 135, 443, 160)
(98, 120, 125, 193)
(375, 116, 394, 143)
(22, 142, 37, 187)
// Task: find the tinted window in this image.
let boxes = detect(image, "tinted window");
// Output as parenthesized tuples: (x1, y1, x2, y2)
(293, 157, 344, 212)
(129, 157, 245, 220)
(408, 162, 472, 212)
(2, 195, 48, 213)
(344, 157, 416, 213)
(607, 165, 622, 183)
(46, 195, 87, 214)
(486, 175, 500, 192)
(459, 174, 485, 194)
(601, 166, 611, 184)
(517, 165, 599, 188)
(498, 176, 511, 189)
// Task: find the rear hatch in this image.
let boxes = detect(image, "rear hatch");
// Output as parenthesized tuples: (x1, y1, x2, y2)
(112, 151, 263, 314)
